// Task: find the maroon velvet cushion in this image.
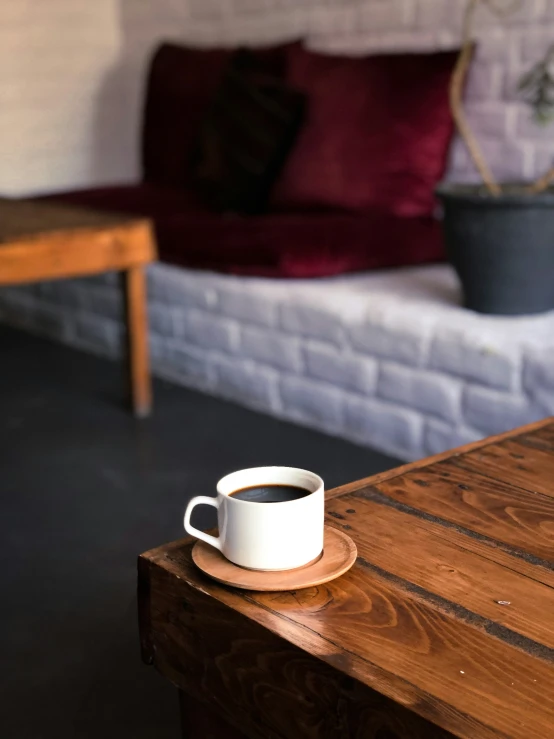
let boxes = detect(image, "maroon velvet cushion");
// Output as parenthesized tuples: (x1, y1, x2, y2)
(41, 184, 444, 278)
(271, 45, 458, 218)
(142, 42, 296, 189)
(156, 210, 445, 277)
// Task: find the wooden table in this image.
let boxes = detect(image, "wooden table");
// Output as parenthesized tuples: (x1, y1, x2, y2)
(0, 198, 157, 417)
(138, 418, 554, 739)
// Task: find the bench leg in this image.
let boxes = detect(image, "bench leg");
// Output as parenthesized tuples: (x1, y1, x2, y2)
(122, 265, 152, 417)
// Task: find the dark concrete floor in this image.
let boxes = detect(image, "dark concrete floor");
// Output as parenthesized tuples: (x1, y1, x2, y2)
(0, 324, 400, 738)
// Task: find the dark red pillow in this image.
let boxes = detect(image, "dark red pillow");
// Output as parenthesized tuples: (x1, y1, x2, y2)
(142, 45, 232, 188)
(141, 42, 298, 189)
(271, 45, 458, 217)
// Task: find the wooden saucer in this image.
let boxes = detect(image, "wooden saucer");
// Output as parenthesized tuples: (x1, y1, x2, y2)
(192, 526, 357, 591)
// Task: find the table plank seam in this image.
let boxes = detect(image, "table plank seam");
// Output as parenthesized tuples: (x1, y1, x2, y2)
(426, 529, 554, 591)
(356, 556, 554, 664)
(444, 458, 554, 505)
(516, 434, 554, 453)
(450, 458, 554, 501)
(354, 488, 554, 571)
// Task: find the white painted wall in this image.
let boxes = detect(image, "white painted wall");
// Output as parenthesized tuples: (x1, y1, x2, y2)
(0, 0, 190, 196)
(1, 0, 553, 196)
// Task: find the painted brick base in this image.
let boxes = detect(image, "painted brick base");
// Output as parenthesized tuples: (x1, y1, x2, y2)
(1, 263, 552, 461)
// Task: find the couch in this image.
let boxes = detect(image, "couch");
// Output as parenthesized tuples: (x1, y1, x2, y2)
(43, 41, 458, 278)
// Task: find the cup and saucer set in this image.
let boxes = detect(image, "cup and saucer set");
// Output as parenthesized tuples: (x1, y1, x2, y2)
(184, 467, 357, 591)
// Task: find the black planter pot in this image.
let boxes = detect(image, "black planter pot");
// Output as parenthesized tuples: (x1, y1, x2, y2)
(436, 183, 554, 315)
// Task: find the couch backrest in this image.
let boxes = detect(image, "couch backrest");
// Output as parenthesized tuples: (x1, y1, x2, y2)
(141, 42, 292, 188)
(141, 43, 231, 187)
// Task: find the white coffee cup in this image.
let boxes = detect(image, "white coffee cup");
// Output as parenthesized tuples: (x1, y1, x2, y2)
(183, 466, 324, 571)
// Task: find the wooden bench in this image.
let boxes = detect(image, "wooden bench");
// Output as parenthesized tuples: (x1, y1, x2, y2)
(0, 198, 157, 416)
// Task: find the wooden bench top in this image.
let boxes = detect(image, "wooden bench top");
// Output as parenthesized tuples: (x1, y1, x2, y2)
(139, 417, 554, 739)
(0, 198, 155, 284)
(0, 197, 141, 240)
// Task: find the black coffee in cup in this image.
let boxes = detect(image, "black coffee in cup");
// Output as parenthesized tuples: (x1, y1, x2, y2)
(229, 484, 310, 504)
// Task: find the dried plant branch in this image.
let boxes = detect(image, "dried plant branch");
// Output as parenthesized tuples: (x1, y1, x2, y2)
(467, 0, 553, 194)
(528, 166, 554, 194)
(519, 44, 554, 125)
(483, 0, 522, 18)
(452, 0, 553, 195)
(451, 0, 501, 195)
(519, 43, 554, 193)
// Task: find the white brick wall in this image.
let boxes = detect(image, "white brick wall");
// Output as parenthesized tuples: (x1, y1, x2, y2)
(2, 263, 552, 461)
(1, 0, 553, 195)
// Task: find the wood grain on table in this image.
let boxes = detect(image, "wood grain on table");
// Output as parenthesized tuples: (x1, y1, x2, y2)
(139, 418, 554, 739)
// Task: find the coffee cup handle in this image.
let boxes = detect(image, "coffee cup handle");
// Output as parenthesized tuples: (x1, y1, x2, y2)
(183, 496, 222, 551)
